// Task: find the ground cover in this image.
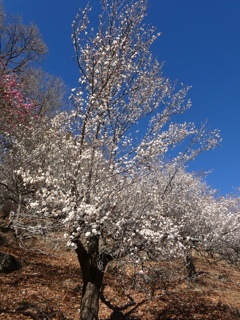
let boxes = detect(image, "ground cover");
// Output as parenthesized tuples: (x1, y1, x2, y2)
(0, 229, 240, 320)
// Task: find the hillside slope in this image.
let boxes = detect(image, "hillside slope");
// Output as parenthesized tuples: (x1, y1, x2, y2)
(0, 229, 240, 320)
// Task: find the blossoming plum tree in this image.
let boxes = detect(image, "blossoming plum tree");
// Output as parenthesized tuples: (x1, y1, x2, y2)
(10, 1, 223, 319)
(150, 164, 240, 275)
(0, 70, 38, 223)
(0, 2, 65, 121)
(0, 3, 67, 216)
(0, 72, 36, 134)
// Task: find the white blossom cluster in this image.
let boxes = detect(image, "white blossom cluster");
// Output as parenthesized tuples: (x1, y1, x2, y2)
(8, 0, 240, 268)
(11, 112, 239, 263)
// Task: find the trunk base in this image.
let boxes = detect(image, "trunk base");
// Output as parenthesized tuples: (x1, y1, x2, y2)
(80, 282, 100, 320)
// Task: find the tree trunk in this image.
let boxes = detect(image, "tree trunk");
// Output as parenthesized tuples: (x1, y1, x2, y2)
(80, 282, 100, 320)
(186, 252, 196, 278)
(75, 237, 111, 320)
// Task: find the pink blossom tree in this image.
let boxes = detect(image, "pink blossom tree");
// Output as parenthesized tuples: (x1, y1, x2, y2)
(0, 71, 36, 134)
(0, 3, 66, 220)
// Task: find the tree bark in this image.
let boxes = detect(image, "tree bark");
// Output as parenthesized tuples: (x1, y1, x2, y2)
(80, 282, 100, 320)
(75, 237, 111, 320)
(186, 252, 196, 278)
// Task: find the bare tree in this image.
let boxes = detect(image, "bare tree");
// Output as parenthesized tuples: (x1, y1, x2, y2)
(0, 2, 47, 74)
(20, 67, 67, 117)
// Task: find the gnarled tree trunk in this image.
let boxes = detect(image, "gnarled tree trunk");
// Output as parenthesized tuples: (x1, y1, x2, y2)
(75, 236, 112, 320)
(80, 282, 101, 320)
(186, 252, 196, 278)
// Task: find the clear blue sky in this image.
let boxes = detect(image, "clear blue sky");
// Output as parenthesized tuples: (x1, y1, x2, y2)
(4, 0, 240, 196)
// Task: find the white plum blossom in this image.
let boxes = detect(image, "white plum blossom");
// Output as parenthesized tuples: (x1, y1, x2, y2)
(6, 1, 238, 320)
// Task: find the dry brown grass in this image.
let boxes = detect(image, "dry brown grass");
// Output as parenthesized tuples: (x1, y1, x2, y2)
(0, 229, 240, 320)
